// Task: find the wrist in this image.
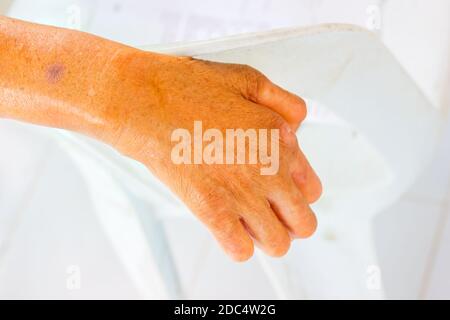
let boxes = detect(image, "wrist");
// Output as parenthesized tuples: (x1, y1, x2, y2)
(98, 48, 179, 158)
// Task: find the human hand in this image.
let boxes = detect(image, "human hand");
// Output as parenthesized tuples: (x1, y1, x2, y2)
(105, 52, 322, 261)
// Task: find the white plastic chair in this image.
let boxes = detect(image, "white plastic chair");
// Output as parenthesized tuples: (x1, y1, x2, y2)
(52, 24, 444, 299)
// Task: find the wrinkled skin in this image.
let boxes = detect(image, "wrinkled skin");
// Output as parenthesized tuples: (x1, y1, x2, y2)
(108, 53, 322, 261)
(0, 16, 322, 261)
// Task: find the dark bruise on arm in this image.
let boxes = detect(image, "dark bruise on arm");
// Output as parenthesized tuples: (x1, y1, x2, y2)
(46, 63, 65, 84)
(0, 15, 139, 138)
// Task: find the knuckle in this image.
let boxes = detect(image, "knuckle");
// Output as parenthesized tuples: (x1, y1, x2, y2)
(293, 100, 307, 123)
(294, 212, 318, 238)
(285, 194, 318, 238)
(235, 64, 266, 100)
(268, 241, 290, 258)
(231, 244, 254, 262)
(300, 99, 308, 116)
(214, 215, 238, 239)
(266, 232, 291, 257)
(267, 113, 286, 130)
(278, 122, 298, 149)
(196, 186, 227, 209)
(307, 182, 323, 204)
(237, 63, 260, 77)
(193, 186, 230, 218)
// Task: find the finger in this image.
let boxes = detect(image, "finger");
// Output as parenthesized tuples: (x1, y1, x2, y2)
(291, 148, 322, 204)
(268, 182, 318, 239)
(199, 209, 254, 262)
(279, 123, 322, 203)
(250, 74, 307, 130)
(240, 200, 291, 257)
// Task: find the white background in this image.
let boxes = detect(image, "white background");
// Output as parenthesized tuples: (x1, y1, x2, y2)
(0, 0, 449, 299)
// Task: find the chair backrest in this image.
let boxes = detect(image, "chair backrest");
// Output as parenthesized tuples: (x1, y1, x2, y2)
(51, 23, 445, 300)
(113, 24, 444, 219)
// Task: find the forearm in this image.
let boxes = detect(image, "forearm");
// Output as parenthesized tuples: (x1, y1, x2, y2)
(0, 15, 159, 142)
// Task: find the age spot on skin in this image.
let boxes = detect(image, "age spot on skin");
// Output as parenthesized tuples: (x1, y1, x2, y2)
(46, 63, 65, 84)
